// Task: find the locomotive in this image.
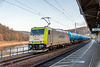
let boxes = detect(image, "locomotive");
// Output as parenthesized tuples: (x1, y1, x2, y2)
(28, 27, 91, 52)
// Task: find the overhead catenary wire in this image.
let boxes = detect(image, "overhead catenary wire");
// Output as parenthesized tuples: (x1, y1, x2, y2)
(15, 0, 46, 17)
(51, 19, 70, 28)
(44, 0, 87, 27)
(44, 0, 77, 25)
(2, 0, 72, 29)
(55, 0, 85, 23)
(15, 0, 70, 28)
(55, 0, 79, 23)
(55, 0, 87, 26)
(2, 0, 42, 16)
(3, 0, 71, 28)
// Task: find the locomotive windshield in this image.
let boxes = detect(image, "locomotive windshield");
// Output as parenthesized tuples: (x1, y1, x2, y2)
(31, 29, 44, 35)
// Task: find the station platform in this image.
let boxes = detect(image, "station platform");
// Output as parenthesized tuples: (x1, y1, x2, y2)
(49, 40, 100, 67)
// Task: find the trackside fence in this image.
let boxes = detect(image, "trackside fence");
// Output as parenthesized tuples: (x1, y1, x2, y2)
(0, 47, 29, 58)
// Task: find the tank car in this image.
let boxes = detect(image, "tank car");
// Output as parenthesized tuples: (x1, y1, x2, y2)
(67, 31, 80, 43)
(67, 31, 79, 40)
(67, 31, 91, 43)
(28, 27, 70, 52)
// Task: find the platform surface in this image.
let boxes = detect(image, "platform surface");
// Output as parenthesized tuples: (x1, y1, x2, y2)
(49, 40, 100, 67)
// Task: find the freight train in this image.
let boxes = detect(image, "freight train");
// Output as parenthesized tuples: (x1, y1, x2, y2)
(28, 27, 91, 52)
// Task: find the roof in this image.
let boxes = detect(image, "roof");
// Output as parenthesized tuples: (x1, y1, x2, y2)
(76, 0, 100, 33)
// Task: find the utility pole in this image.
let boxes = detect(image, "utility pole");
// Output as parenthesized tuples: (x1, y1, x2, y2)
(75, 23, 76, 33)
(41, 17, 51, 27)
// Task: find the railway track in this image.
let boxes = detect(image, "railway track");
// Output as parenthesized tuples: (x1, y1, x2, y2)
(0, 49, 54, 66)
(0, 47, 72, 66)
(0, 52, 45, 66)
(0, 40, 91, 67)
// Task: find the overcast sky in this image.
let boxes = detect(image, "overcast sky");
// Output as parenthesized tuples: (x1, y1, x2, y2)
(0, 0, 87, 31)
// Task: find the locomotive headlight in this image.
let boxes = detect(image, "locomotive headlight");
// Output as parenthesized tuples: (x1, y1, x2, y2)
(30, 41, 33, 43)
(42, 41, 43, 43)
(41, 41, 43, 43)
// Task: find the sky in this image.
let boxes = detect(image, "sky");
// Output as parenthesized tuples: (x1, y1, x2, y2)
(0, 0, 87, 31)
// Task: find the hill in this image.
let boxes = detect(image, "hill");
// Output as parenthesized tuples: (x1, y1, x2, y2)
(20, 31, 29, 35)
(67, 26, 91, 35)
(0, 23, 29, 41)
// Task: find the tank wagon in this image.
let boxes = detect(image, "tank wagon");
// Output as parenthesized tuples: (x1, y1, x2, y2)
(67, 31, 79, 43)
(67, 31, 91, 43)
(29, 27, 70, 51)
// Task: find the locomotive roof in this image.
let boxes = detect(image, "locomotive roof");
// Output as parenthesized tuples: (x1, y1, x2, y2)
(31, 27, 52, 30)
(31, 27, 67, 33)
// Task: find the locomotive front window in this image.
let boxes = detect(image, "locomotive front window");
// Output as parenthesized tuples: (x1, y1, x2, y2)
(31, 29, 44, 35)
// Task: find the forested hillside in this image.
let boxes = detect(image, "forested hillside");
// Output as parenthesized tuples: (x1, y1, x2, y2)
(20, 31, 29, 35)
(0, 23, 29, 41)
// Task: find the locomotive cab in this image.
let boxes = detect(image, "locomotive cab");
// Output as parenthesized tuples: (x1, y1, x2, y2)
(29, 27, 50, 50)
